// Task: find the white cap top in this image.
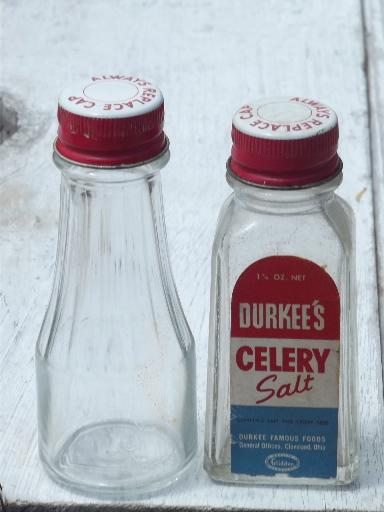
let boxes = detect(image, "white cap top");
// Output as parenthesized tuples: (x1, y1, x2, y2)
(232, 97, 338, 140)
(58, 74, 163, 119)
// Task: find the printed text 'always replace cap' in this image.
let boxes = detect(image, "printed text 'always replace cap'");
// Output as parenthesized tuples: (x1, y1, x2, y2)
(55, 74, 167, 167)
(230, 97, 341, 187)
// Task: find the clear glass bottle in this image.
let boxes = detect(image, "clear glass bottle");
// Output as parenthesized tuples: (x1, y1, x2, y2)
(35, 75, 197, 498)
(205, 97, 358, 485)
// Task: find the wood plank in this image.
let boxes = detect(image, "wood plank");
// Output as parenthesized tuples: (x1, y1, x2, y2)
(1, 0, 383, 510)
(362, 0, 384, 378)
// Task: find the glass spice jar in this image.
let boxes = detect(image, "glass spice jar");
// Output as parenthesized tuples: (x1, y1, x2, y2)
(205, 97, 358, 485)
(35, 75, 197, 498)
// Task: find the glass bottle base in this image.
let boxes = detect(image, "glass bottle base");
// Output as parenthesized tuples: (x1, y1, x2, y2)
(39, 419, 197, 499)
(204, 457, 359, 487)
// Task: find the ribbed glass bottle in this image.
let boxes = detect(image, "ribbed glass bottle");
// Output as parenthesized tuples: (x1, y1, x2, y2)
(35, 75, 197, 498)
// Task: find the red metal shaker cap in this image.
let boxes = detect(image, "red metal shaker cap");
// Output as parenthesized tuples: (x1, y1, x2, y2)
(229, 97, 342, 187)
(55, 75, 167, 167)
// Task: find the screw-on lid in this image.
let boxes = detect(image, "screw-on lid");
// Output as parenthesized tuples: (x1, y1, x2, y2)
(55, 75, 167, 167)
(230, 97, 342, 187)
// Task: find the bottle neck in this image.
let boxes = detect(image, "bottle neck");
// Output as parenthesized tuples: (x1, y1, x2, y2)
(227, 171, 342, 214)
(53, 150, 170, 186)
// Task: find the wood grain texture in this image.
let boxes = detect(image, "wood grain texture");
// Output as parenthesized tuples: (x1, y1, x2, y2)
(362, 0, 384, 380)
(1, 0, 384, 510)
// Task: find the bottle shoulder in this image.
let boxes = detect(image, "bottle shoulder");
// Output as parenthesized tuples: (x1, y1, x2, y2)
(211, 191, 355, 277)
(323, 193, 355, 252)
(214, 191, 354, 239)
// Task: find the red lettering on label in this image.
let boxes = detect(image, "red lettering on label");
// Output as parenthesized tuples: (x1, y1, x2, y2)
(236, 346, 253, 371)
(235, 345, 331, 374)
(269, 347, 282, 371)
(296, 348, 313, 372)
(254, 346, 268, 371)
(231, 256, 340, 412)
(255, 374, 277, 404)
(282, 347, 296, 372)
(256, 374, 314, 404)
(312, 348, 330, 373)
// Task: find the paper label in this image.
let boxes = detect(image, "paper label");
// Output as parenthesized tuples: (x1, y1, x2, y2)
(230, 256, 340, 479)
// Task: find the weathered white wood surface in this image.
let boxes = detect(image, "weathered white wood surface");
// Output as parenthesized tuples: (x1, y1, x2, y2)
(363, 0, 384, 369)
(1, 0, 384, 510)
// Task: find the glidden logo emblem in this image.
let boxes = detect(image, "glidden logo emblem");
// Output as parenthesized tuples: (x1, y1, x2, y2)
(265, 453, 300, 473)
